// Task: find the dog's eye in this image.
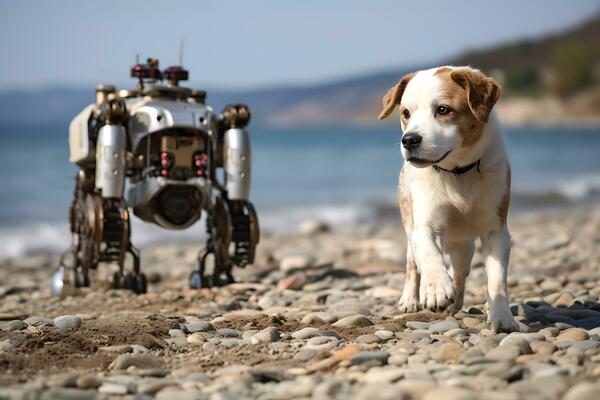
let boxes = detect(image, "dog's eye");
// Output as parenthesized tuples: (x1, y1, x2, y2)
(437, 105, 451, 116)
(402, 109, 410, 119)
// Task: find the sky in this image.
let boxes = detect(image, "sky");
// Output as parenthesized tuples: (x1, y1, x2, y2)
(1, 0, 599, 91)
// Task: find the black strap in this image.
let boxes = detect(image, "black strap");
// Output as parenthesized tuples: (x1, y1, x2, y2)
(432, 159, 481, 175)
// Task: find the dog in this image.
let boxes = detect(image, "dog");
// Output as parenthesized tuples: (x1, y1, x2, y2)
(378, 66, 518, 333)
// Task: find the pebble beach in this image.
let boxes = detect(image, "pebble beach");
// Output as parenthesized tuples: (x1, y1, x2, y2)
(1, 204, 600, 399)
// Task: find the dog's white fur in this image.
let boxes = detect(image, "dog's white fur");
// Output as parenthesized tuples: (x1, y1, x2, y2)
(379, 66, 518, 332)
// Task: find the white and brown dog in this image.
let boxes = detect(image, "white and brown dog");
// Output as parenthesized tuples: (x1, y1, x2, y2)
(378, 66, 518, 333)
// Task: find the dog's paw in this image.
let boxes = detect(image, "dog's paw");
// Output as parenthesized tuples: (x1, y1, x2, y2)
(398, 291, 420, 313)
(419, 270, 456, 312)
(488, 303, 519, 333)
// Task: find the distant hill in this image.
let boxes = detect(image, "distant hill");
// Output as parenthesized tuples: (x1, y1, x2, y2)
(0, 13, 598, 128)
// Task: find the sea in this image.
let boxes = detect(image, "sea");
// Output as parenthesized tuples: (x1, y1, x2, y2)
(1, 122, 599, 259)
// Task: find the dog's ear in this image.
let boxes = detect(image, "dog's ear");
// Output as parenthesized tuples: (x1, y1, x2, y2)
(378, 72, 416, 120)
(450, 68, 501, 122)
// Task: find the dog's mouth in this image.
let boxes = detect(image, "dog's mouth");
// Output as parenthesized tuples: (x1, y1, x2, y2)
(407, 150, 451, 166)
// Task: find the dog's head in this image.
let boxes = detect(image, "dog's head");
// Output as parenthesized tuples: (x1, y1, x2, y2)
(378, 66, 501, 168)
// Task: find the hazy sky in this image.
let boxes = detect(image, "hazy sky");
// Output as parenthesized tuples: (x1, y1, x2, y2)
(1, 0, 599, 90)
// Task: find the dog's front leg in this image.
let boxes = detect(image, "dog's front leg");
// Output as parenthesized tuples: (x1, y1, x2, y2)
(481, 225, 518, 333)
(412, 227, 456, 311)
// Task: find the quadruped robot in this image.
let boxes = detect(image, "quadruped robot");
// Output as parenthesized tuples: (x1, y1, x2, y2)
(52, 58, 259, 295)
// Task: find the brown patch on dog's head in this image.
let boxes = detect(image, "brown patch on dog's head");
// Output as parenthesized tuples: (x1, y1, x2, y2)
(378, 72, 416, 120)
(449, 68, 501, 123)
(435, 67, 501, 147)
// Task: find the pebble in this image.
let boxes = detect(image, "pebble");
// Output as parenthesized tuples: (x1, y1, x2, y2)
(434, 342, 464, 363)
(279, 252, 317, 271)
(350, 351, 390, 366)
(375, 330, 395, 340)
(98, 383, 128, 395)
(499, 333, 533, 354)
(305, 336, 339, 351)
(486, 345, 521, 361)
(216, 328, 242, 338)
(562, 382, 600, 400)
(277, 272, 307, 291)
(556, 328, 589, 342)
(291, 327, 320, 340)
(1, 320, 25, 331)
(183, 321, 214, 333)
(75, 375, 102, 389)
(250, 327, 281, 344)
(429, 320, 459, 333)
(332, 314, 373, 328)
(187, 333, 206, 345)
(356, 334, 382, 344)
(53, 315, 81, 331)
(111, 354, 161, 370)
(406, 321, 431, 330)
(23, 316, 54, 326)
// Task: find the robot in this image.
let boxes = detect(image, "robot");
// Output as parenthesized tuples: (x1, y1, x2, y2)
(51, 58, 260, 295)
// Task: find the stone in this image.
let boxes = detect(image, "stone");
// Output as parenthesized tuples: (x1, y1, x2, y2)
(1, 320, 25, 331)
(434, 342, 464, 363)
(563, 382, 600, 400)
(350, 351, 390, 366)
(250, 327, 280, 344)
(305, 336, 339, 351)
(183, 321, 213, 333)
(406, 321, 431, 330)
(291, 327, 320, 340)
(187, 333, 206, 345)
(356, 334, 382, 344)
(554, 292, 575, 307)
(53, 315, 81, 331)
(370, 286, 402, 298)
(75, 375, 102, 389)
(294, 348, 318, 361)
(429, 320, 459, 333)
(499, 333, 533, 354)
(422, 387, 477, 400)
(486, 345, 520, 361)
(462, 317, 482, 328)
(556, 328, 589, 342)
(301, 312, 337, 325)
(375, 330, 395, 340)
(222, 310, 264, 321)
(332, 314, 373, 328)
(98, 383, 128, 395)
(111, 354, 161, 370)
(216, 328, 242, 338)
(277, 272, 307, 291)
(23, 316, 54, 326)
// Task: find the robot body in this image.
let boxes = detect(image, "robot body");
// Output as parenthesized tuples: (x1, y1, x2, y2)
(52, 58, 260, 295)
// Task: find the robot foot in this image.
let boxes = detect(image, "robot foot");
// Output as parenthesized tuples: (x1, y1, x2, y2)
(112, 271, 147, 294)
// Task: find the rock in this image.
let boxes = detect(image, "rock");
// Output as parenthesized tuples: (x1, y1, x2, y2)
(375, 330, 395, 340)
(98, 383, 128, 395)
(305, 336, 339, 351)
(556, 328, 589, 342)
(279, 252, 316, 272)
(1, 320, 25, 332)
(462, 317, 483, 328)
(53, 315, 81, 331)
(23, 316, 54, 326)
(250, 327, 281, 344)
(434, 342, 464, 363)
(554, 292, 575, 307)
(562, 382, 600, 400)
(276, 272, 307, 291)
(406, 321, 431, 330)
(350, 351, 390, 366)
(169, 329, 186, 337)
(356, 334, 382, 344)
(332, 314, 373, 328)
(291, 327, 320, 340)
(294, 348, 318, 361)
(187, 333, 206, 345)
(429, 320, 459, 333)
(301, 312, 337, 325)
(221, 309, 265, 321)
(111, 354, 161, 370)
(39, 388, 97, 400)
(216, 328, 242, 338)
(75, 375, 102, 389)
(486, 345, 520, 361)
(499, 333, 533, 354)
(183, 321, 213, 333)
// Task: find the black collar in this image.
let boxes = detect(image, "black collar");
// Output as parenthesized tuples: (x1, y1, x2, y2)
(432, 159, 481, 175)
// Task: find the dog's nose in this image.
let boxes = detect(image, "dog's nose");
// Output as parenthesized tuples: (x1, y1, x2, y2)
(401, 133, 422, 151)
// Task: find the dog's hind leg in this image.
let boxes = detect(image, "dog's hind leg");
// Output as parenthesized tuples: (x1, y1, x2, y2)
(447, 240, 475, 314)
(398, 244, 420, 313)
